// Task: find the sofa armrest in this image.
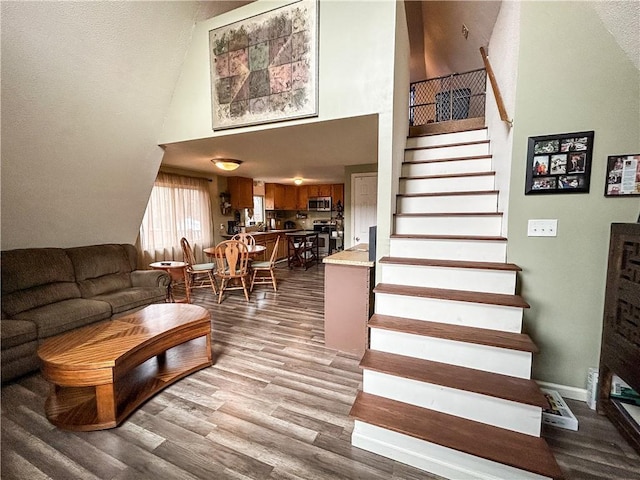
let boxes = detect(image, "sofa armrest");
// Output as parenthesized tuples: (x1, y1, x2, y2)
(131, 270, 171, 288)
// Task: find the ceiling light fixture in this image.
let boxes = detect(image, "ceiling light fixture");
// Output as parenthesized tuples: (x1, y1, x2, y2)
(294, 178, 303, 186)
(211, 158, 242, 171)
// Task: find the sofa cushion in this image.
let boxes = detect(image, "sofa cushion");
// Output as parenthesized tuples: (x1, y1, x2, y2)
(66, 244, 133, 298)
(1, 319, 38, 350)
(1, 342, 40, 383)
(1, 248, 81, 316)
(13, 298, 112, 339)
(91, 287, 167, 315)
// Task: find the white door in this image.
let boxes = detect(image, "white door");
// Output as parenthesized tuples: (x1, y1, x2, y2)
(351, 173, 378, 248)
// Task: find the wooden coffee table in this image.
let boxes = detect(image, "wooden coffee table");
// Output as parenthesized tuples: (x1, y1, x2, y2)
(38, 303, 212, 431)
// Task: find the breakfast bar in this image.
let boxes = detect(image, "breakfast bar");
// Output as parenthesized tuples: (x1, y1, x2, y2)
(323, 244, 375, 357)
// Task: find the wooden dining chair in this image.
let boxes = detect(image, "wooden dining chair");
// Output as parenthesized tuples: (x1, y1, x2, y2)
(212, 240, 251, 303)
(231, 233, 256, 246)
(250, 235, 280, 292)
(180, 237, 218, 298)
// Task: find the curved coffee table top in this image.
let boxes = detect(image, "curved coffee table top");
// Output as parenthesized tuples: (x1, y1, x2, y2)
(39, 303, 209, 373)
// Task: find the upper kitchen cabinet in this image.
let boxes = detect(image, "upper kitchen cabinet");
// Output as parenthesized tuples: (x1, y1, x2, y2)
(331, 184, 344, 208)
(296, 185, 309, 210)
(307, 184, 332, 197)
(283, 185, 297, 210)
(227, 176, 254, 210)
(265, 183, 284, 210)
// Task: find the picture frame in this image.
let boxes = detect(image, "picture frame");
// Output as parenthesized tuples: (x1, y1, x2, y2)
(525, 131, 594, 195)
(604, 154, 640, 196)
(209, 0, 319, 131)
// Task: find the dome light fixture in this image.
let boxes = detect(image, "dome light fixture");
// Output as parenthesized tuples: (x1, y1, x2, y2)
(211, 158, 242, 171)
(294, 178, 303, 186)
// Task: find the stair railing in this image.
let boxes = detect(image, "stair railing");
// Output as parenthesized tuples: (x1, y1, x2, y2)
(480, 46, 513, 128)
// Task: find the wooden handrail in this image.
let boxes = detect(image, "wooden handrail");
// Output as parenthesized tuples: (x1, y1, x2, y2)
(480, 47, 512, 127)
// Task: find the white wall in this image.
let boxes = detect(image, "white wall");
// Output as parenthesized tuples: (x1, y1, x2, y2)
(0, 1, 215, 250)
(161, 1, 399, 145)
(485, 0, 521, 236)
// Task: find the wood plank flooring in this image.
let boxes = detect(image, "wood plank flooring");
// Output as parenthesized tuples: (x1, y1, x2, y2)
(2, 263, 639, 479)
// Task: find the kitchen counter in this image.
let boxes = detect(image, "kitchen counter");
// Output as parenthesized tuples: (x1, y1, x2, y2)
(322, 243, 373, 267)
(221, 229, 297, 239)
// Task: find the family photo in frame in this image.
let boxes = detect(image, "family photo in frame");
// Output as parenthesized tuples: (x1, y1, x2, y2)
(525, 131, 594, 195)
(605, 154, 640, 196)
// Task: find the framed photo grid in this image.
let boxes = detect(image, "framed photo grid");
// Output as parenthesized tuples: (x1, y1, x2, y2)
(605, 154, 640, 196)
(525, 131, 594, 195)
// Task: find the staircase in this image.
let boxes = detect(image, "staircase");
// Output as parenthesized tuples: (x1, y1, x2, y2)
(349, 128, 564, 479)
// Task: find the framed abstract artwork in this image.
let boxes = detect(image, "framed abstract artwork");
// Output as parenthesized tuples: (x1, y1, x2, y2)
(209, 0, 318, 130)
(525, 131, 594, 195)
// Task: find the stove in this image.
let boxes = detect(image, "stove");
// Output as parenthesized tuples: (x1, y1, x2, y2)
(312, 220, 336, 256)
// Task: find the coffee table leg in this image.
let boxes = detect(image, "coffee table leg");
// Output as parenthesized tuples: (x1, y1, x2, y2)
(95, 383, 117, 424)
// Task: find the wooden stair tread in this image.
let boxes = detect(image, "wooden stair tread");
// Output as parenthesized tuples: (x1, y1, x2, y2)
(369, 314, 538, 353)
(397, 190, 498, 198)
(394, 212, 502, 218)
(405, 139, 490, 151)
(408, 119, 486, 137)
(360, 350, 548, 408)
(373, 283, 530, 308)
(350, 391, 564, 480)
(391, 233, 507, 242)
(400, 171, 495, 180)
(403, 154, 492, 164)
(378, 256, 521, 272)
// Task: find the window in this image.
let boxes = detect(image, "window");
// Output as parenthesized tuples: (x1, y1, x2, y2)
(139, 172, 213, 264)
(245, 195, 265, 225)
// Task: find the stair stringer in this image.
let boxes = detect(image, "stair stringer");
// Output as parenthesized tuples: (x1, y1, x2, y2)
(350, 127, 564, 480)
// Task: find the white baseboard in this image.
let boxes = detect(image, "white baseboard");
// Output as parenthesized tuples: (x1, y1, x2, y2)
(535, 380, 587, 402)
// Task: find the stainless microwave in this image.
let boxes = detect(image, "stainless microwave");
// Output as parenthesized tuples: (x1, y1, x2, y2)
(308, 196, 331, 211)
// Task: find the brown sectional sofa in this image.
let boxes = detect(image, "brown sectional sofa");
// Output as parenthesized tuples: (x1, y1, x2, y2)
(1, 244, 171, 383)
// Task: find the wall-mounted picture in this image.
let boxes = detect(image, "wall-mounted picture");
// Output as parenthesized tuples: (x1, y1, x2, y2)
(605, 154, 640, 196)
(209, 0, 318, 130)
(525, 131, 594, 195)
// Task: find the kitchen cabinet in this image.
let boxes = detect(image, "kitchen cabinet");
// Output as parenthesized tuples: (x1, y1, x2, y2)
(227, 177, 253, 210)
(283, 185, 297, 210)
(331, 184, 344, 208)
(296, 185, 308, 210)
(265, 183, 285, 210)
(307, 184, 332, 198)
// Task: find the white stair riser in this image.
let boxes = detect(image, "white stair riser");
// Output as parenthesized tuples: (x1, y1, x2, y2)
(402, 157, 492, 176)
(406, 129, 488, 149)
(400, 175, 495, 194)
(352, 422, 551, 480)
(380, 264, 516, 294)
(369, 328, 533, 379)
(389, 238, 507, 262)
(363, 370, 542, 436)
(405, 143, 490, 161)
(374, 294, 524, 333)
(395, 215, 502, 236)
(398, 193, 498, 214)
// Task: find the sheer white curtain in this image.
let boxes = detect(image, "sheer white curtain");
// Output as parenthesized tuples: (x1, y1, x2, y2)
(138, 172, 213, 265)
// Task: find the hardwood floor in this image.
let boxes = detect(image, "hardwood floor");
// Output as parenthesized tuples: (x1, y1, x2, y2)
(2, 263, 639, 479)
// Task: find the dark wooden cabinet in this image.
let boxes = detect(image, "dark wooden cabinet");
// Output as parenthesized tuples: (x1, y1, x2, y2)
(331, 183, 344, 208)
(227, 177, 253, 210)
(283, 185, 297, 210)
(265, 183, 284, 210)
(597, 223, 640, 454)
(296, 185, 308, 210)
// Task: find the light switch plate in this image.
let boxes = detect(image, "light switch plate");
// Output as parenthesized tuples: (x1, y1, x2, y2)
(528, 219, 558, 237)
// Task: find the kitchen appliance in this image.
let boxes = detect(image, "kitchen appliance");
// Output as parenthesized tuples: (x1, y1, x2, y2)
(284, 220, 296, 230)
(227, 220, 240, 235)
(313, 219, 336, 256)
(308, 196, 331, 212)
